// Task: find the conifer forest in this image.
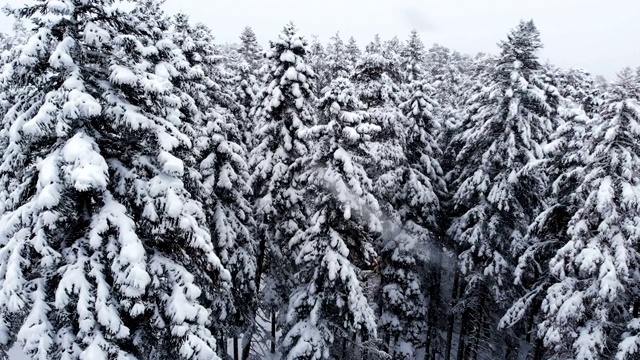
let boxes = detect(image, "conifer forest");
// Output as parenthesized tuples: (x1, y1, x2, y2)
(1, 1, 639, 360)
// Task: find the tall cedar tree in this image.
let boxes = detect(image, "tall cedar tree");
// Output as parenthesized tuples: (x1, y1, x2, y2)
(248, 22, 316, 348)
(447, 20, 558, 359)
(282, 78, 380, 360)
(0, 0, 232, 359)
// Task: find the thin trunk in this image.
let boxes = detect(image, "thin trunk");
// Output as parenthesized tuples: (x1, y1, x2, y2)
(233, 337, 239, 360)
(532, 337, 544, 360)
(270, 311, 277, 354)
(241, 332, 252, 360)
(254, 236, 267, 296)
(445, 269, 460, 360)
(456, 308, 469, 360)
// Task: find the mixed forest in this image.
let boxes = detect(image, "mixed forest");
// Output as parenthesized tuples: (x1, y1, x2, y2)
(0, 1, 639, 360)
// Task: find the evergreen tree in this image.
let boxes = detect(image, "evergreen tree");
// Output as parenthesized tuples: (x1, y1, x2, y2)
(534, 73, 640, 360)
(0, 0, 231, 358)
(377, 79, 446, 359)
(238, 26, 262, 73)
(282, 78, 380, 360)
(400, 30, 426, 83)
(345, 36, 361, 74)
(248, 22, 316, 352)
(170, 11, 258, 356)
(447, 20, 558, 359)
(325, 32, 349, 80)
(308, 35, 327, 94)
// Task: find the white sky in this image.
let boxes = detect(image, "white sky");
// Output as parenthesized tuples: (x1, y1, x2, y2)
(1, 0, 638, 78)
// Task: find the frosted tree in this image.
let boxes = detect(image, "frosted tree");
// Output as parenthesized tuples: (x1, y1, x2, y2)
(248, 22, 316, 353)
(400, 30, 426, 83)
(345, 36, 361, 74)
(376, 79, 446, 359)
(282, 78, 380, 360)
(529, 73, 640, 360)
(169, 11, 257, 357)
(308, 35, 327, 95)
(325, 32, 349, 80)
(547, 65, 602, 117)
(446, 20, 558, 359)
(499, 105, 590, 359)
(238, 26, 263, 72)
(0, 1, 233, 359)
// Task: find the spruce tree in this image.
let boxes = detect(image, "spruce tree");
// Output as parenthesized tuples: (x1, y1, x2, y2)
(400, 30, 426, 83)
(325, 32, 349, 80)
(533, 72, 640, 360)
(0, 0, 231, 359)
(282, 78, 380, 360)
(248, 22, 316, 353)
(447, 20, 558, 359)
(377, 79, 446, 359)
(345, 36, 361, 74)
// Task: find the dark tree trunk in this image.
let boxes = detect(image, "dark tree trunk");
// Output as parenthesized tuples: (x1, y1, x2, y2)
(445, 269, 461, 360)
(271, 311, 277, 354)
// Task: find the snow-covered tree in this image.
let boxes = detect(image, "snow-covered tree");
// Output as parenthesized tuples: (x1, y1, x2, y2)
(282, 78, 380, 360)
(376, 79, 446, 359)
(532, 73, 640, 360)
(447, 20, 558, 359)
(238, 26, 262, 72)
(400, 30, 425, 83)
(307, 35, 327, 95)
(345, 36, 361, 74)
(248, 22, 316, 352)
(325, 32, 349, 80)
(0, 0, 232, 359)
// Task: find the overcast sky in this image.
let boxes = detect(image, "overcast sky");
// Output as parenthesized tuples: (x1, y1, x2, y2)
(1, 0, 638, 78)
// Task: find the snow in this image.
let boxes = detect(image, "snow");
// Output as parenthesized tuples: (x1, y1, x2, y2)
(61, 133, 109, 191)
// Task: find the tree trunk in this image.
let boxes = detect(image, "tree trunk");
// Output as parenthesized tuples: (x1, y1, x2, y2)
(233, 337, 239, 360)
(271, 311, 277, 354)
(445, 269, 460, 360)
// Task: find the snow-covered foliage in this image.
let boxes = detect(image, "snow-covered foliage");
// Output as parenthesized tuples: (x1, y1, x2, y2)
(0, 0, 231, 359)
(0, 7, 636, 360)
(446, 20, 560, 358)
(282, 78, 380, 360)
(248, 22, 316, 348)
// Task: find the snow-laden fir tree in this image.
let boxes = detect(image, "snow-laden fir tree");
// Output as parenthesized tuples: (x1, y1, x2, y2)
(248, 22, 316, 352)
(547, 65, 602, 117)
(325, 32, 349, 80)
(232, 26, 263, 146)
(446, 20, 559, 359)
(529, 71, 640, 360)
(376, 79, 446, 359)
(499, 104, 590, 360)
(345, 36, 361, 75)
(400, 30, 426, 83)
(307, 35, 327, 96)
(0, 1, 234, 358)
(282, 77, 380, 360)
(238, 26, 263, 73)
(169, 11, 258, 356)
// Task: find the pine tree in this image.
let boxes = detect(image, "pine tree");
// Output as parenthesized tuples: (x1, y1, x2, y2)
(377, 79, 446, 359)
(499, 104, 590, 360)
(282, 77, 380, 360)
(345, 36, 361, 74)
(248, 22, 316, 353)
(447, 20, 558, 359)
(400, 30, 426, 83)
(238, 26, 262, 73)
(0, 1, 233, 358)
(325, 32, 349, 80)
(169, 11, 258, 357)
(533, 72, 640, 360)
(308, 35, 327, 94)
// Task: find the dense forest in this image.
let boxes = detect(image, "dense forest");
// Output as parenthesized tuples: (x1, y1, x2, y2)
(0, 1, 639, 360)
